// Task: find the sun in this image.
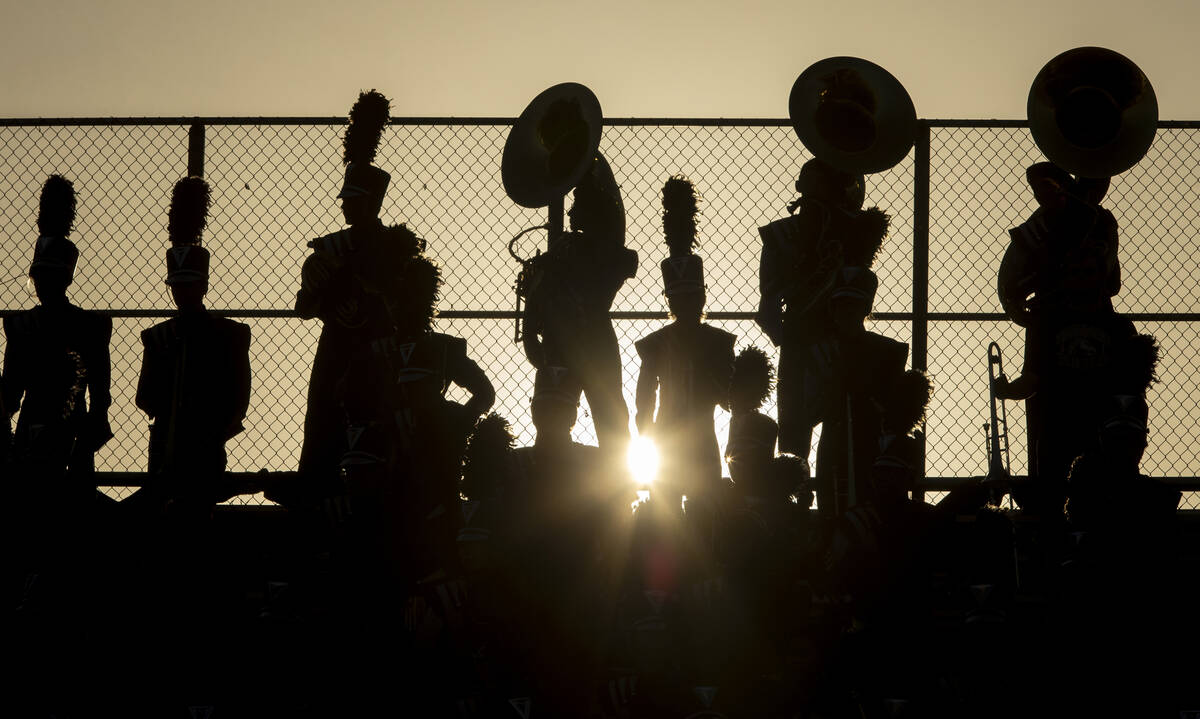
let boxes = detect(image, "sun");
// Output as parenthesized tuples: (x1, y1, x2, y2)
(627, 435, 660, 487)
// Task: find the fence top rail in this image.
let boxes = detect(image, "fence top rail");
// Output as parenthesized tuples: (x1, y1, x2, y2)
(3, 116, 1199, 129)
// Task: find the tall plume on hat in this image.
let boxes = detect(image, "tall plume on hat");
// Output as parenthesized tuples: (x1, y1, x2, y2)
(343, 89, 391, 167)
(168, 176, 211, 246)
(38, 175, 77, 238)
(662, 174, 699, 257)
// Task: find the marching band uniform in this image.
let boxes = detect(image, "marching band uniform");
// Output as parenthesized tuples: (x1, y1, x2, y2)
(135, 177, 250, 506)
(811, 268, 908, 516)
(635, 252, 736, 504)
(3, 175, 112, 497)
(757, 159, 889, 464)
(291, 90, 423, 500)
(725, 346, 779, 495)
(997, 163, 1130, 493)
(522, 159, 636, 455)
(340, 254, 495, 581)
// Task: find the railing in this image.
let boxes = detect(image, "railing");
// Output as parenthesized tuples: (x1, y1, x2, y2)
(2, 117, 1198, 504)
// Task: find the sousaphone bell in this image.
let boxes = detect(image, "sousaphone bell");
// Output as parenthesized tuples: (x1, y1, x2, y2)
(502, 82, 605, 341)
(789, 56, 917, 175)
(1027, 46, 1157, 179)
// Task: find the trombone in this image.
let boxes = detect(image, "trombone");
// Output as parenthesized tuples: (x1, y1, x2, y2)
(984, 341, 1013, 508)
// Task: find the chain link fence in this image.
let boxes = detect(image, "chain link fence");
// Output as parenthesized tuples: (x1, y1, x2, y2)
(1, 118, 1197, 505)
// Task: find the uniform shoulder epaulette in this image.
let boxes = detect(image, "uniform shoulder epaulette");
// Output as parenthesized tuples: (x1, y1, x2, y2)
(4, 309, 39, 336)
(141, 320, 178, 351)
(213, 316, 252, 342)
(634, 327, 666, 357)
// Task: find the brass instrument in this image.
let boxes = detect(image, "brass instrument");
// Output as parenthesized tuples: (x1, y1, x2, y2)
(1027, 46, 1158, 178)
(501, 83, 608, 344)
(789, 56, 917, 175)
(985, 342, 1012, 483)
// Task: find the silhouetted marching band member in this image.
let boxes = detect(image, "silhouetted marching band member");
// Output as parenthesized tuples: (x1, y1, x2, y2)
(340, 252, 494, 583)
(133, 177, 251, 511)
(757, 159, 889, 468)
(1066, 333, 1177, 534)
(521, 156, 636, 458)
(3, 175, 112, 497)
(811, 267, 908, 518)
(635, 176, 735, 510)
(288, 89, 423, 504)
(3, 176, 112, 626)
(996, 163, 1131, 509)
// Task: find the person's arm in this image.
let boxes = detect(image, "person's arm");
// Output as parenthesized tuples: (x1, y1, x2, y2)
(227, 322, 253, 440)
(449, 342, 495, 421)
(634, 337, 657, 435)
(84, 315, 114, 451)
(134, 329, 157, 419)
(1, 317, 24, 418)
(521, 278, 546, 369)
(295, 254, 332, 319)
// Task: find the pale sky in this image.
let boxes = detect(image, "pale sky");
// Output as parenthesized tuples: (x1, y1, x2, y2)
(2, 0, 1198, 119)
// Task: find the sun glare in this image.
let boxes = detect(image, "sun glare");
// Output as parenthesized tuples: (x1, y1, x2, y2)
(627, 435, 660, 487)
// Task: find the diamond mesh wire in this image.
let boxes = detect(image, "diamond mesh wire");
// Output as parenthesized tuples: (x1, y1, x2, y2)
(1, 119, 1197, 507)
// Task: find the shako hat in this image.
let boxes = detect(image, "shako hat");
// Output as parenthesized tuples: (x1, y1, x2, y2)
(660, 253, 704, 296)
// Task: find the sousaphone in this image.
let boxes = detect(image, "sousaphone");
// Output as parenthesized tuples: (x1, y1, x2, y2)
(789, 56, 917, 175)
(503, 82, 603, 217)
(1027, 46, 1157, 178)
(501, 83, 606, 341)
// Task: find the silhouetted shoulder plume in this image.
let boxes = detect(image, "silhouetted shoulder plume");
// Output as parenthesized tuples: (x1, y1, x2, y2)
(844, 206, 890, 268)
(731, 345, 775, 412)
(461, 412, 516, 501)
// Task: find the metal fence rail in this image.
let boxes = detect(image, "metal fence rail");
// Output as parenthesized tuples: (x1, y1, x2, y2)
(2, 117, 1198, 505)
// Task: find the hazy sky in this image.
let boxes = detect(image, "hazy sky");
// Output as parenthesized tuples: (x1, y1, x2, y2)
(2, 0, 1198, 119)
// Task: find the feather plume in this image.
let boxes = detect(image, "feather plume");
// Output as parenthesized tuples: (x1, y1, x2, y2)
(343, 89, 391, 166)
(1114, 332, 1160, 395)
(843, 206, 890, 268)
(662, 175, 699, 256)
(731, 345, 775, 412)
(882, 369, 933, 436)
(168, 176, 211, 246)
(461, 412, 516, 501)
(38, 175, 76, 238)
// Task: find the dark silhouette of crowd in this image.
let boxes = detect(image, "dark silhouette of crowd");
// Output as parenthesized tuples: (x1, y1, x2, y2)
(3, 88, 1196, 717)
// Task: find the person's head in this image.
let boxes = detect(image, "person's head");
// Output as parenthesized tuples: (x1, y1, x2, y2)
(169, 280, 207, 311)
(165, 244, 210, 310)
(28, 235, 79, 306)
(30, 268, 71, 306)
(340, 191, 382, 226)
(794, 158, 865, 211)
(568, 158, 624, 240)
(1026, 162, 1074, 210)
(666, 287, 705, 324)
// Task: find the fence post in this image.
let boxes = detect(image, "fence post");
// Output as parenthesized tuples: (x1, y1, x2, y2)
(912, 121, 930, 502)
(188, 122, 205, 177)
